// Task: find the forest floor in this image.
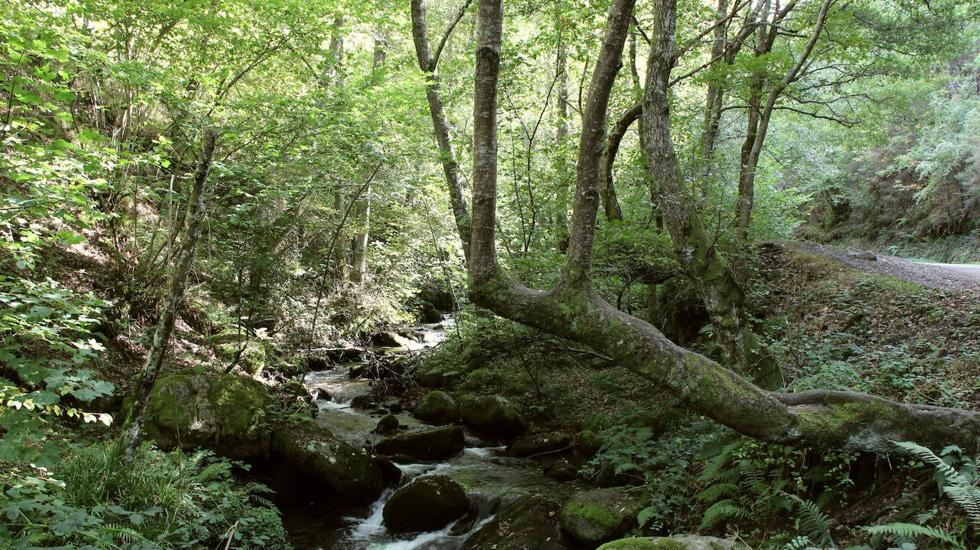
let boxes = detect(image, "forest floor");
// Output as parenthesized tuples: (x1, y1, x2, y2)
(793, 241, 980, 292)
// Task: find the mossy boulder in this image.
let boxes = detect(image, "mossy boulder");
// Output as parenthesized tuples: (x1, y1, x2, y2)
(373, 414, 399, 435)
(414, 390, 459, 425)
(598, 536, 736, 550)
(212, 332, 267, 376)
(382, 475, 468, 533)
(375, 425, 465, 461)
(462, 493, 568, 550)
(459, 395, 527, 439)
(507, 432, 570, 458)
(144, 373, 269, 459)
(559, 488, 642, 547)
(270, 421, 384, 505)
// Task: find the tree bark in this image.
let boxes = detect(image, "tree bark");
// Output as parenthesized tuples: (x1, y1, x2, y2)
(119, 129, 218, 465)
(554, 24, 571, 251)
(411, 0, 473, 264)
(599, 102, 640, 221)
(439, 0, 980, 455)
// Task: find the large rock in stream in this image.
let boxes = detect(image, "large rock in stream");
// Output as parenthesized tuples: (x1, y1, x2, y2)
(374, 425, 465, 461)
(414, 390, 459, 425)
(271, 421, 384, 505)
(462, 493, 568, 550)
(382, 475, 468, 533)
(559, 488, 643, 547)
(143, 373, 270, 460)
(459, 395, 527, 439)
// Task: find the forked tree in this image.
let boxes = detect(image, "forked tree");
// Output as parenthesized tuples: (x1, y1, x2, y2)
(417, 0, 980, 452)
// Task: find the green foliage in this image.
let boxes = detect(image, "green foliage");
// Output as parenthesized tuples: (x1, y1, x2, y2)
(858, 441, 980, 550)
(695, 436, 856, 545)
(0, 444, 290, 549)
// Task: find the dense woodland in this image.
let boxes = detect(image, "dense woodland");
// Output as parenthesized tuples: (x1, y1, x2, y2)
(1, 0, 979, 548)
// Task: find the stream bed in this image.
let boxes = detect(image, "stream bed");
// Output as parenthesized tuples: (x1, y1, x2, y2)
(279, 319, 580, 549)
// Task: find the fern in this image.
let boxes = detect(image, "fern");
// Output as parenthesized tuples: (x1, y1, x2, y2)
(783, 535, 820, 550)
(700, 499, 750, 529)
(864, 522, 967, 549)
(893, 440, 980, 528)
(784, 493, 835, 548)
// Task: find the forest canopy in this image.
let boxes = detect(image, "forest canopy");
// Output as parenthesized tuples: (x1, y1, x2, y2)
(1, 0, 979, 548)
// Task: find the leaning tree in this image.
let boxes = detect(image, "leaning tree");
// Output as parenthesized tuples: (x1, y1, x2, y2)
(414, 0, 980, 453)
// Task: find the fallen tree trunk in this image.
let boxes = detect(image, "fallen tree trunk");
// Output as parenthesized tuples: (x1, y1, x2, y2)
(452, 0, 980, 454)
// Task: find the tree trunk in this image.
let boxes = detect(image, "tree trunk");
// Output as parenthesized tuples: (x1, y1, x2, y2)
(350, 37, 386, 285)
(735, 0, 833, 239)
(435, 0, 980, 456)
(699, 0, 728, 177)
(118, 129, 218, 465)
(599, 103, 640, 221)
(411, 0, 473, 264)
(554, 25, 571, 251)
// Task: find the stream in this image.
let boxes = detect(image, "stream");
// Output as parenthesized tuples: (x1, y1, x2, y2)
(281, 318, 579, 549)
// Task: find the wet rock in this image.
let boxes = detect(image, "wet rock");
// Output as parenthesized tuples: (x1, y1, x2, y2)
(350, 395, 374, 409)
(375, 425, 465, 461)
(598, 536, 736, 550)
(270, 421, 384, 505)
(279, 379, 317, 417)
(419, 301, 443, 323)
(371, 331, 414, 348)
(507, 432, 570, 458)
(383, 475, 468, 533)
(349, 364, 369, 379)
(144, 373, 269, 460)
(560, 488, 643, 547)
(374, 414, 399, 435)
(414, 390, 459, 425)
(375, 456, 402, 486)
(459, 395, 527, 439)
(463, 493, 567, 550)
(544, 459, 577, 481)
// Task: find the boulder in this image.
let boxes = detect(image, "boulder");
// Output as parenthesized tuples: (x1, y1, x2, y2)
(459, 395, 527, 439)
(382, 475, 468, 533)
(559, 488, 643, 547)
(375, 456, 402, 486)
(418, 283, 456, 312)
(419, 301, 444, 323)
(375, 426, 465, 461)
(598, 536, 736, 550)
(144, 373, 269, 460)
(270, 422, 384, 505)
(462, 493, 568, 550)
(374, 414, 399, 435)
(350, 394, 375, 409)
(544, 459, 577, 481)
(507, 432, 570, 458)
(371, 331, 415, 348)
(847, 250, 877, 261)
(414, 390, 459, 425)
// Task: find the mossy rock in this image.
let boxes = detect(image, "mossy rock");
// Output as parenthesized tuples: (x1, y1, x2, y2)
(144, 373, 269, 460)
(215, 338, 267, 376)
(598, 536, 736, 550)
(270, 421, 384, 505)
(507, 432, 570, 458)
(559, 488, 642, 547)
(459, 395, 527, 440)
(375, 425, 465, 461)
(462, 493, 568, 550)
(382, 475, 468, 533)
(414, 390, 459, 425)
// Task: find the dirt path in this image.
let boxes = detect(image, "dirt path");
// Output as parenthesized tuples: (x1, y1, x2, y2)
(794, 242, 980, 292)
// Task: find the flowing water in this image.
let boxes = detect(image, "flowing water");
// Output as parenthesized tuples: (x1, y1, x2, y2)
(282, 318, 578, 549)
